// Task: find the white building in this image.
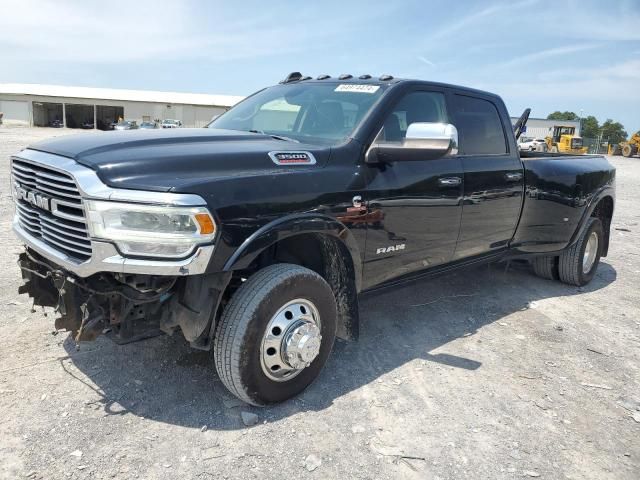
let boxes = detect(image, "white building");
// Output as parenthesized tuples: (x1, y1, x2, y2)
(510, 116, 581, 139)
(0, 83, 244, 129)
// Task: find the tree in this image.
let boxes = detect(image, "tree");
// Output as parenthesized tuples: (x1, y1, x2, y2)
(547, 111, 579, 121)
(600, 119, 628, 144)
(581, 115, 599, 139)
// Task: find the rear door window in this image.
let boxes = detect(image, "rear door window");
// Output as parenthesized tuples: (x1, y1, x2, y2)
(453, 95, 507, 155)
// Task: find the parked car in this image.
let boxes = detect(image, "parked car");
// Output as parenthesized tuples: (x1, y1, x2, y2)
(518, 136, 547, 152)
(114, 120, 138, 130)
(161, 119, 182, 128)
(81, 120, 95, 129)
(140, 121, 158, 129)
(49, 119, 63, 128)
(12, 73, 615, 406)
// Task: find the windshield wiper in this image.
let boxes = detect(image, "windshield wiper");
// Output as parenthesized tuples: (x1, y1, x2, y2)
(270, 134, 300, 143)
(248, 129, 300, 143)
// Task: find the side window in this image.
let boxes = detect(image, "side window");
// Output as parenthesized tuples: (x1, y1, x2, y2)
(452, 95, 507, 155)
(379, 91, 448, 143)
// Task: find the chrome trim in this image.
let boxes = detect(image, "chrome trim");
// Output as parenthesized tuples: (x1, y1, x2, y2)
(14, 219, 214, 277)
(12, 157, 91, 260)
(404, 122, 459, 155)
(13, 149, 207, 206)
(583, 231, 599, 274)
(39, 221, 89, 242)
(268, 151, 317, 166)
(49, 199, 85, 222)
(366, 122, 459, 163)
(40, 234, 91, 256)
(12, 149, 215, 276)
(40, 216, 86, 234)
(260, 298, 322, 382)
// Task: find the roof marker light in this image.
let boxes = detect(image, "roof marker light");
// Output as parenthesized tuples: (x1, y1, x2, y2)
(280, 72, 303, 84)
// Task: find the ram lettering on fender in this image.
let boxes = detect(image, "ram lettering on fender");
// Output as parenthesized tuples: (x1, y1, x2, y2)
(376, 244, 406, 255)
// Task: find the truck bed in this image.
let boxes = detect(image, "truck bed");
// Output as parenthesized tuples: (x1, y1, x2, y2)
(512, 152, 614, 254)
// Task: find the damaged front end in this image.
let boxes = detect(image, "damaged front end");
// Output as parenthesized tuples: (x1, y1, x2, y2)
(18, 249, 230, 348)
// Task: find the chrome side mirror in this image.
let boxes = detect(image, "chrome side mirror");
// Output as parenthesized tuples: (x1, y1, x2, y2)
(404, 122, 458, 155)
(366, 122, 458, 163)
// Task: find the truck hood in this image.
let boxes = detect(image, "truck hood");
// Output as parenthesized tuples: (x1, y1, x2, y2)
(27, 128, 331, 192)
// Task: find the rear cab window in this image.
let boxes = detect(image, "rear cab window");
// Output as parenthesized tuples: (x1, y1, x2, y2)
(452, 94, 508, 155)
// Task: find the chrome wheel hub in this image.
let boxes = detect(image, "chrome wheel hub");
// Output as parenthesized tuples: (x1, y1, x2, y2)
(583, 231, 599, 274)
(260, 299, 322, 382)
(284, 322, 322, 369)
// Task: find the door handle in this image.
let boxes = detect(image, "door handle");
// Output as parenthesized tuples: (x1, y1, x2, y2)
(504, 172, 523, 182)
(438, 177, 462, 187)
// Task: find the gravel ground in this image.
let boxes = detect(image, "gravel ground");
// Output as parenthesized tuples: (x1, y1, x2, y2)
(0, 127, 638, 480)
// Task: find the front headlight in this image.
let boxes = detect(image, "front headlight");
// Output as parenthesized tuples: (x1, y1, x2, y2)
(86, 200, 216, 258)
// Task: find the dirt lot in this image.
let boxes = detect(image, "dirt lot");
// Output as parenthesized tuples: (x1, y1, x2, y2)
(0, 127, 638, 480)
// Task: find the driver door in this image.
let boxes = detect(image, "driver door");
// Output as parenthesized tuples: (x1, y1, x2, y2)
(362, 89, 464, 289)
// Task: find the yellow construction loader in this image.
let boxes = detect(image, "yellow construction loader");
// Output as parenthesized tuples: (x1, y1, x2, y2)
(545, 125, 588, 154)
(609, 131, 640, 157)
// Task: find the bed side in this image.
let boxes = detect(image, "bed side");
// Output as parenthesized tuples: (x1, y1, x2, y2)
(511, 154, 615, 255)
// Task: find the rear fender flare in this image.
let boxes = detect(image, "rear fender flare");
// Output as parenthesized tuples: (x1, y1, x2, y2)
(223, 213, 363, 292)
(567, 187, 614, 254)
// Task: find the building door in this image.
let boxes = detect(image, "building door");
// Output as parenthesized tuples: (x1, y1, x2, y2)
(0, 100, 29, 126)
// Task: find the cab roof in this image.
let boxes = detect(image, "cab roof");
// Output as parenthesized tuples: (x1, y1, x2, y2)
(277, 72, 500, 100)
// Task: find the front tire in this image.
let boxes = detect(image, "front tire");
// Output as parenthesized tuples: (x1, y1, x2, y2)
(558, 217, 603, 286)
(213, 264, 337, 406)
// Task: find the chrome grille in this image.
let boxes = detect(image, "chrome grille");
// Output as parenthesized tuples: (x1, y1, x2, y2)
(12, 158, 92, 261)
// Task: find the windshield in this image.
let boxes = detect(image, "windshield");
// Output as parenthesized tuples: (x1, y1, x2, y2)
(209, 83, 387, 146)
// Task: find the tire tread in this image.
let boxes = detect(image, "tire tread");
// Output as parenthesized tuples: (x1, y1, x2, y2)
(213, 264, 326, 405)
(558, 217, 599, 286)
(532, 256, 557, 280)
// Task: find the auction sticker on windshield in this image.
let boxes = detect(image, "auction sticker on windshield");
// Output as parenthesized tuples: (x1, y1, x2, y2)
(335, 84, 380, 94)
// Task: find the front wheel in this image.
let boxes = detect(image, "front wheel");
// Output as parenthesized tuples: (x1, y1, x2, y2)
(558, 217, 603, 286)
(213, 264, 337, 406)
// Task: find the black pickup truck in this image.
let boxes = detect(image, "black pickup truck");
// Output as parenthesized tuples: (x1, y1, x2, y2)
(12, 73, 615, 405)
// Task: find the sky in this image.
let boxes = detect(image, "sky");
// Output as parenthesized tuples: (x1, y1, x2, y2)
(1, 0, 639, 134)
